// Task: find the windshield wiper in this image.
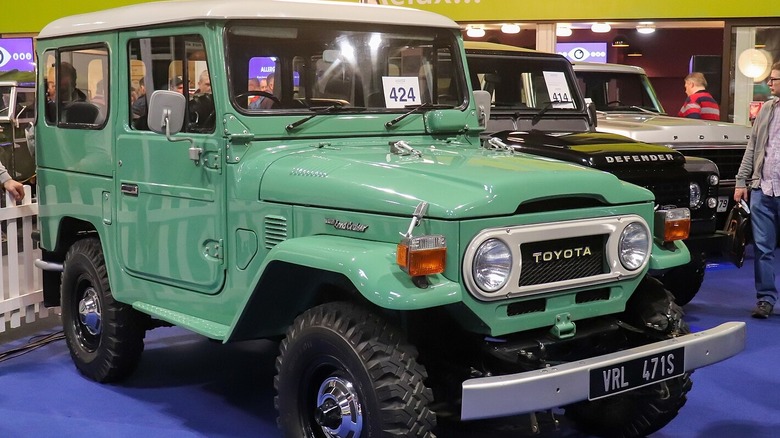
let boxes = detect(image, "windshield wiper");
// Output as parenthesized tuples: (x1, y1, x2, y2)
(531, 100, 572, 125)
(385, 102, 453, 129)
(286, 105, 365, 131)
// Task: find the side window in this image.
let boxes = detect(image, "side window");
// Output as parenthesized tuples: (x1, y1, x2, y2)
(128, 35, 213, 133)
(42, 47, 109, 128)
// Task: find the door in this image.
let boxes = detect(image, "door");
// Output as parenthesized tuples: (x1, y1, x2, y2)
(116, 32, 225, 294)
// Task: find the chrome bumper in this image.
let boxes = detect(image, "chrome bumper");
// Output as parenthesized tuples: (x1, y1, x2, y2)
(461, 321, 746, 420)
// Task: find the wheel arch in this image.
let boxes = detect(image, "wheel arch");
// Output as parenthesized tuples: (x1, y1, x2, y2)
(40, 216, 102, 307)
(225, 235, 464, 342)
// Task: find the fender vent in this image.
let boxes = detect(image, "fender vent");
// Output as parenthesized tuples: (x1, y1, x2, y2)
(264, 215, 288, 249)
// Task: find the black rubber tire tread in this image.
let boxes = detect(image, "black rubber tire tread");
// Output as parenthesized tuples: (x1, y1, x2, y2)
(564, 278, 693, 438)
(61, 238, 146, 383)
(274, 301, 437, 438)
(659, 251, 706, 306)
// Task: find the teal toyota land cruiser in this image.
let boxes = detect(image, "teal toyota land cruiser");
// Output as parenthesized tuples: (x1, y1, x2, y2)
(33, 1, 745, 437)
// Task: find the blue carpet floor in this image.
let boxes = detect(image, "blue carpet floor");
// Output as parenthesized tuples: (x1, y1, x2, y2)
(1, 253, 778, 438)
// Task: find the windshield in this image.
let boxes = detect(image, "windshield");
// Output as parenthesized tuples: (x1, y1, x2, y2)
(574, 71, 664, 113)
(466, 54, 583, 112)
(225, 22, 466, 113)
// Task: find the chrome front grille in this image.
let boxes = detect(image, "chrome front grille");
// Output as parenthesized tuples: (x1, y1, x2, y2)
(519, 235, 606, 286)
(463, 216, 649, 301)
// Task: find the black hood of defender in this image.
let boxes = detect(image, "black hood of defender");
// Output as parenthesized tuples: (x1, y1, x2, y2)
(495, 130, 685, 170)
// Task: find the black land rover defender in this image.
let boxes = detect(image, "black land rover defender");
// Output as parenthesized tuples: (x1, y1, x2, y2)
(466, 42, 722, 305)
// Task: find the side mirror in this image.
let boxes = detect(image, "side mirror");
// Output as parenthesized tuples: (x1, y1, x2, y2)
(584, 97, 598, 130)
(148, 90, 186, 135)
(147, 90, 201, 164)
(473, 90, 491, 129)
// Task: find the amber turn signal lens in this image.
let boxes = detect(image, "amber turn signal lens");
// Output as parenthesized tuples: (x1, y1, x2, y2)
(655, 208, 690, 242)
(397, 235, 446, 277)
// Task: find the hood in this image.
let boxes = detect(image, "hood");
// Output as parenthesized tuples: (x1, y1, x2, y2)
(497, 130, 685, 170)
(257, 140, 651, 219)
(596, 113, 751, 146)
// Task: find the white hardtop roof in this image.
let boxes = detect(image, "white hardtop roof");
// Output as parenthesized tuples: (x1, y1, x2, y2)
(38, 0, 459, 39)
(571, 61, 647, 75)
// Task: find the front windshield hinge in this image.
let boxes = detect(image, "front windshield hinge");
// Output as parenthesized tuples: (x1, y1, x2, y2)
(390, 140, 422, 158)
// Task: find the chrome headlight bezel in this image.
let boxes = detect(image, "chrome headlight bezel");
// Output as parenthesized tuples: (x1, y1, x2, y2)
(618, 221, 650, 270)
(472, 238, 512, 292)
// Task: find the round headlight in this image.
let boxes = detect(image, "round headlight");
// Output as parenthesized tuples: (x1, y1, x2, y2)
(619, 222, 649, 270)
(707, 197, 718, 209)
(689, 182, 702, 208)
(708, 174, 719, 186)
(473, 238, 512, 292)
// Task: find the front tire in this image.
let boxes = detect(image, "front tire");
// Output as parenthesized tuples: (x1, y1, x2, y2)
(275, 302, 436, 438)
(659, 251, 706, 306)
(61, 238, 146, 382)
(564, 276, 692, 437)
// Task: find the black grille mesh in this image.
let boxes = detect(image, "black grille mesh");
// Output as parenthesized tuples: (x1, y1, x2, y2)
(519, 235, 606, 286)
(679, 147, 746, 182)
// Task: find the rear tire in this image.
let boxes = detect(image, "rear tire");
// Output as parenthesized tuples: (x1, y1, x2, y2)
(61, 238, 146, 382)
(275, 301, 436, 438)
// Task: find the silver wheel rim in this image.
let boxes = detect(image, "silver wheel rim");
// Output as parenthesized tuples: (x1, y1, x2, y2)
(315, 376, 363, 437)
(78, 287, 102, 336)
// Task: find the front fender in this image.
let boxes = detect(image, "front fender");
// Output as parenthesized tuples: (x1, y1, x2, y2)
(257, 235, 463, 310)
(649, 239, 690, 270)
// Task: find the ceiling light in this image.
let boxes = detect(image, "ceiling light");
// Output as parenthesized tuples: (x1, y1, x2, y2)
(556, 24, 572, 37)
(636, 23, 656, 34)
(612, 35, 629, 48)
(501, 23, 521, 34)
(466, 26, 486, 38)
(591, 22, 611, 33)
(627, 49, 643, 57)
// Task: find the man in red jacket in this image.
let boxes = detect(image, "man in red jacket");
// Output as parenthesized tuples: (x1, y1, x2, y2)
(678, 72, 720, 121)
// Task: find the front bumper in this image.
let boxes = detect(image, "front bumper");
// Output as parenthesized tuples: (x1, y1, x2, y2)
(461, 321, 745, 420)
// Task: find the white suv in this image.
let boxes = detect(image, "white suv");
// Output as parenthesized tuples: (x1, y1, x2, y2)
(572, 61, 751, 227)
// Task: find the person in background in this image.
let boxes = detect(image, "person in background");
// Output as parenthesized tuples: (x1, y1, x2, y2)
(677, 72, 720, 121)
(58, 62, 87, 104)
(132, 77, 148, 130)
(196, 70, 211, 95)
(169, 76, 185, 93)
(0, 163, 25, 202)
(734, 62, 780, 319)
(249, 73, 275, 109)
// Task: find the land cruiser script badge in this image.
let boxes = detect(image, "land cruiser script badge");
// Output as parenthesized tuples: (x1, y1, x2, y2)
(325, 218, 369, 233)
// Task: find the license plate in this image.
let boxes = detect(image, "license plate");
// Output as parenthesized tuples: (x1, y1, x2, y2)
(717, 196, 729, 213)
(588, 347, 684, 400)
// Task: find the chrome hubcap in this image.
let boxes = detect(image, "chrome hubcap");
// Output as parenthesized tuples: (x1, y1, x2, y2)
(314, 376, 363, 437)
(78, 287, 102, 336)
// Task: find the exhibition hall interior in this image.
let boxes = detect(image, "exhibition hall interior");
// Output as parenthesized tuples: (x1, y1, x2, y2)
(1, 1, 779, 437)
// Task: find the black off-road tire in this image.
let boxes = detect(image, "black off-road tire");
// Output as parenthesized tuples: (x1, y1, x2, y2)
(275, 301, 437, 438)
(61, 238, 146, 382)
(564, 276, 693, 437)
(659, 251, 706, 306)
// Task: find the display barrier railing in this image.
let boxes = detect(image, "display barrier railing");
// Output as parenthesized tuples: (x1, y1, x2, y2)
(0, 186, 46, 333)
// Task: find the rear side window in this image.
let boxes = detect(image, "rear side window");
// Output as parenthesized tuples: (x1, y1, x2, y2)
(127, 35, 213, 133)
(42, 46, 109, 128)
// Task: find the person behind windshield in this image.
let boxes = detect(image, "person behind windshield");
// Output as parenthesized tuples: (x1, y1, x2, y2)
(677, 72, 720, 121)
(249, 73, 275, 109)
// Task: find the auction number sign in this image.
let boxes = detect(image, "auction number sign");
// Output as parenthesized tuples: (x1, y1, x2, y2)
(382, 76, 422, 108)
